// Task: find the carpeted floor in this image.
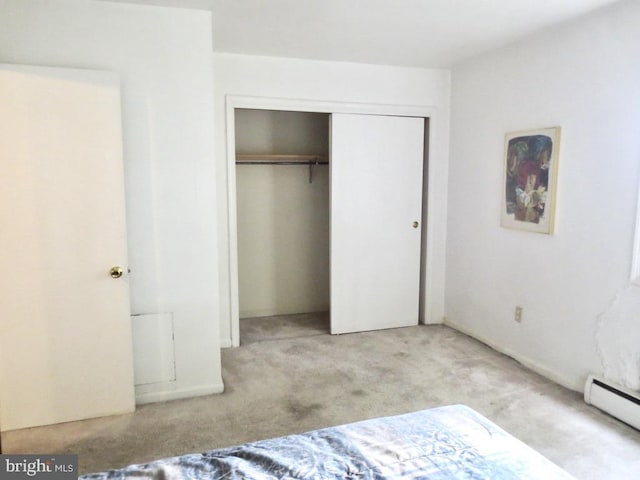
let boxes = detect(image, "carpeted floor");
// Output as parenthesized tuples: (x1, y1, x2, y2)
(3, 314, 640, 478)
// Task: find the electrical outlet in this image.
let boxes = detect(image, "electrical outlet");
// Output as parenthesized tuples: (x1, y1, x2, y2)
(515, 306, 523, 322)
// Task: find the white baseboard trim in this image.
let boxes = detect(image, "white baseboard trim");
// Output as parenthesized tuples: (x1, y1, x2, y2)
(239, 307, 330, 319)
(420, 316, 444, 325)
(220, 338, 233, 348)
(135, 382, 225, 405)
(444, 318, 583, 393)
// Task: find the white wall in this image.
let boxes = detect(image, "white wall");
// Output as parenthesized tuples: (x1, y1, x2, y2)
(0, 0, 224, 408)
(236, 110, 330, 318)
(447, 0, 640, 391)
(235, 109, 330, 157)
(214, 53, 451, 345)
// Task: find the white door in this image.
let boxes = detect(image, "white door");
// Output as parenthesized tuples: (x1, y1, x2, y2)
(0, 64, 135, 430)
(331, 113, 424, 334)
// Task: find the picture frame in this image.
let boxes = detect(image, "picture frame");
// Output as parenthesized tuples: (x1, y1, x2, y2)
(501, 126, 560, 234)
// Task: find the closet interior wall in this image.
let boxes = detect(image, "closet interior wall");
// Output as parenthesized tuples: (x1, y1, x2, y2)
(235, 109, 330, 321)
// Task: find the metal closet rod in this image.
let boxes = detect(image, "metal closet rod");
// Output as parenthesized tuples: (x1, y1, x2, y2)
(235, 154, 328, 165)
(235, 154, 328, 183)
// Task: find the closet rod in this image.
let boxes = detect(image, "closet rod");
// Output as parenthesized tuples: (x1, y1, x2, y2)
(235, 161, 329, 165)
(235, 154, 328, 165)
(235, 154, 328, 183)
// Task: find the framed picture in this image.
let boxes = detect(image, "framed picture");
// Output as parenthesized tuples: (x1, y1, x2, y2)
(501, 127, 560, 234)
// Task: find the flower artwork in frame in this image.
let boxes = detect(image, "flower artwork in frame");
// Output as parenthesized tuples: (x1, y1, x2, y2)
(501, 127, 560, 234)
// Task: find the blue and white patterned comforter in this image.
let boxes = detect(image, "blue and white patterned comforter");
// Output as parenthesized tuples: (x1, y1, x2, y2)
(81, 405, 575, 479)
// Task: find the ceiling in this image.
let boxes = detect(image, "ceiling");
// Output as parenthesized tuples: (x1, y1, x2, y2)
(104, 0, 622, 68)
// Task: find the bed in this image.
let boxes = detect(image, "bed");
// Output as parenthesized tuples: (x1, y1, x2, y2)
(80, 405, 575, 479)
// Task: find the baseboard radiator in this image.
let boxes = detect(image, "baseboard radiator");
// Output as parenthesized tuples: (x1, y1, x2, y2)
(584, 374, 640, 430)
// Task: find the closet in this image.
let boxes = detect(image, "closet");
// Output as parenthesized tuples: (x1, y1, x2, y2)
(231, 104, 427, 344)
(235, 109, 331, 340)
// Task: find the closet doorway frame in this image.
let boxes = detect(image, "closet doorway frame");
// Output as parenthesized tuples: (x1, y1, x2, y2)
(225, 95, 438, 347)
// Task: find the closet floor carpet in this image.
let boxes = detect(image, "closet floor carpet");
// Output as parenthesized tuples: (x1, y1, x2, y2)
(240, 311, 329, 345)
(3, 320, 640, 479)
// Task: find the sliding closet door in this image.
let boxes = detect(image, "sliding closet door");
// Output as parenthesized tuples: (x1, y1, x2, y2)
(330, 113, 424, 334)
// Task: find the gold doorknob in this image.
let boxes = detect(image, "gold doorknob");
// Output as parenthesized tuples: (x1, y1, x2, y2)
(412, 221, 419, 228)
(110, 266, 124, 279)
